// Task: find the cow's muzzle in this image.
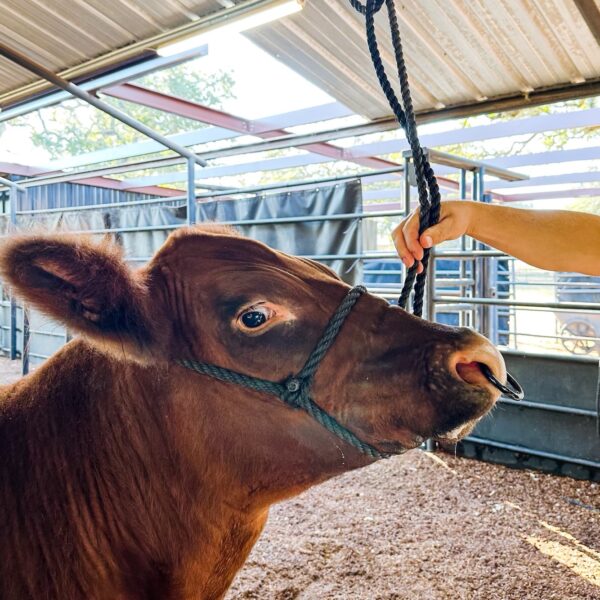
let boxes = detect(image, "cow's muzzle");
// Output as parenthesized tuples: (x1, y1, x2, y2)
(448, 331, 523, 401)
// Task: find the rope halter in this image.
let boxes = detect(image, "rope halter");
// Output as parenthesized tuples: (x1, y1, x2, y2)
(178, 286, 392, 460)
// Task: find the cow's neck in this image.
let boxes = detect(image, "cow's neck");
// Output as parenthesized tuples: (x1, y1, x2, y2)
(4, 339, 366, 599)
(0, 342, 250, 598)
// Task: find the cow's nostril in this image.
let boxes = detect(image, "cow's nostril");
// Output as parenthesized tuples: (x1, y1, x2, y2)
(455, 361, 488, 386)
(447, 335, 506, 392)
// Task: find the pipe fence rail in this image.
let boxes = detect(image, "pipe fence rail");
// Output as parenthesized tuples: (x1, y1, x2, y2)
(1, 150, 598, 372)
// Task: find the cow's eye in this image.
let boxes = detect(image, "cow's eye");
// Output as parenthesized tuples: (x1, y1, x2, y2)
(238, 305, 273, 330)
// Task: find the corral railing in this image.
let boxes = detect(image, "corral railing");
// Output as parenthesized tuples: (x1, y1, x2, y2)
(1, 150, 598, 477)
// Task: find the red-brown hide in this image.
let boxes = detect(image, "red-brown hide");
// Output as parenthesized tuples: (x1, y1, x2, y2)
(0, 226, 504, 599)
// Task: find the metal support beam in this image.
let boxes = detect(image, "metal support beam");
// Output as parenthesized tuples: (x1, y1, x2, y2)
(30, 105, 600, 179)
(187, 157, 196, 225)
(574, 0, 600, 47)
(0, 177, 25, 361)
(0, 46, 209, 122)
(22, 307, 30, 375)
(0, 42, 207, 168)
(426, 148, 527, 181)
(101, 83, 402, 172)
(0, 0, 292, 110)
(8, 186, 17, 360)
(102, 83, 259, 133)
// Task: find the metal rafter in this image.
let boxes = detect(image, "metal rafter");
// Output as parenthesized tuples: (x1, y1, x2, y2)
(100, 82, 401, 171)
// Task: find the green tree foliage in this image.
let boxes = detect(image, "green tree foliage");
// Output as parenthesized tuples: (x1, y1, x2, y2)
(568, 197, 600, 214)
(11, 64, 236, 159)
(436, 98, 599, 160)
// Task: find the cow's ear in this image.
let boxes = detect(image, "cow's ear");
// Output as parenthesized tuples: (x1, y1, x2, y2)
(0, 234, 153, 351)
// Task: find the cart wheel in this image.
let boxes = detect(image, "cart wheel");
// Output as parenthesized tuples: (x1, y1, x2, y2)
(560, 320, 597, 355)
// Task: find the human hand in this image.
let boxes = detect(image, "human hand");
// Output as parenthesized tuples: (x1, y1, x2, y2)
(391, 201, 475, 273)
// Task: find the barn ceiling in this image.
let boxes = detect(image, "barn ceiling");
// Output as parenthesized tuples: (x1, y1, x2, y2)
(0, 0, 244, 108)
(246, 0, 600, 119)
(1, 0, 600, 119)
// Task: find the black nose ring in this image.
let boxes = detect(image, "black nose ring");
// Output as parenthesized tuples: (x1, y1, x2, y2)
(479, 364, 524, 401)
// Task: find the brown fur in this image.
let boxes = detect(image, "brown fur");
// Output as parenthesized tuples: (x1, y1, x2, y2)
(0, 227, 502, 599)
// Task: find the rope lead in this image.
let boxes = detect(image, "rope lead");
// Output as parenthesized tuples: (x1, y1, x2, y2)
(349, 0, 442, 317)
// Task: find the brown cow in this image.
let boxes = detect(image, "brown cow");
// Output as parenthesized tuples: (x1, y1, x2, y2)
(0, 226, 505, 599)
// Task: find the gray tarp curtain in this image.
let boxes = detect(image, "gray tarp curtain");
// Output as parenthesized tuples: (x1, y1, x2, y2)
(7, 181, 363, 364)
(196, 180, 362, 284)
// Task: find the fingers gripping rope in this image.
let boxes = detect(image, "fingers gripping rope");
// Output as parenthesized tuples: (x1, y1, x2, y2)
(350, 0, 442, 317)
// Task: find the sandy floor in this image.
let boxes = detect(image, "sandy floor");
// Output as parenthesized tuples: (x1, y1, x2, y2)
(0, 357, 24, 384)
(226, 450, 600, 600)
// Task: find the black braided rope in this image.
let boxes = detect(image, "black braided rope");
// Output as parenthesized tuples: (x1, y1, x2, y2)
(178, 286, 391, 460)
(350, 0, 442, 316)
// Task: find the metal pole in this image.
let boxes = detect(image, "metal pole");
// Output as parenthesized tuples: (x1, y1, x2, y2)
(459, 169, 468, 327)
(187, 157, 197, 225)
(470, 171, 479, 329)
(402, 155, 411, 215)
(8, 186, 17, 360)
(0, 177, 24, 362)
(0, 42, 207, 168)
(477, 166, 491, 339)
(22, 307, 30, 376)
(0, 176, 26, 193)
(426, 247, 436, 322)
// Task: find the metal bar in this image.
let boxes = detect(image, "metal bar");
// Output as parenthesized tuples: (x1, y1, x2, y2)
(27, 352, 52, 360)
(501, 329, 600, 343)
(498, 397, 598, 418)
(13, 169, 411, 216)
(5, 97, 552, 192)
(434, 296, 600, 311)
(463, 435, 600, 470)
(491, 171, 600, 190)
(27, 329, 67, 338)
(9, 162, 405, 198)
(458, 170, 469, 327)
(102, 83, 256, 132)
(212, 210, 405, 226)
(0, 42, 207, 168)
(436, 278, 476, 286)
(0, 177, 26, 193)
(8, 187, 17, 360)
(22, 308, 30, 376)
(125, 252, 407, 264)
(436, 250, 507, 258)
(10, 210, 409, 237)
(501, 347, 599, 364)
(0, 46, 209, 123)
(7, 104, 597, 192)
(501, 187, 600, 202)
(17, 195, 188, 215)
(187, 157, 196, 225)
(426, 247, 436, 321)
(426, 148, 527, 181)
(101, 83, 401, 172)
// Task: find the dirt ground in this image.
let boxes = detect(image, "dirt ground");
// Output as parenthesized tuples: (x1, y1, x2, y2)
(0, 357, 24, 384)
(226, 450, 600, 600)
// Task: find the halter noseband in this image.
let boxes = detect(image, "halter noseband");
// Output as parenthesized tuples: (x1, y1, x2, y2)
(178, 285, 392, 460)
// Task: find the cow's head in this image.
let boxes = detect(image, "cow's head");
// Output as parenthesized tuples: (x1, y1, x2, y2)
(1, 228, 504, 474)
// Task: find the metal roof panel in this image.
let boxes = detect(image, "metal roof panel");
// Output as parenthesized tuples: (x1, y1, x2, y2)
(247, 0, 600, 119)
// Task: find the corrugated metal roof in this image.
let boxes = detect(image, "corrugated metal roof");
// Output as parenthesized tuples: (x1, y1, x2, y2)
(1, 0, 599, 119)
(0, 0, 233, 107)
(247, 0, 600, 119)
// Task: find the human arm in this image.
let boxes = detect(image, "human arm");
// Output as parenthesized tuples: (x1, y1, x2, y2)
(391, 200, 600, 276)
